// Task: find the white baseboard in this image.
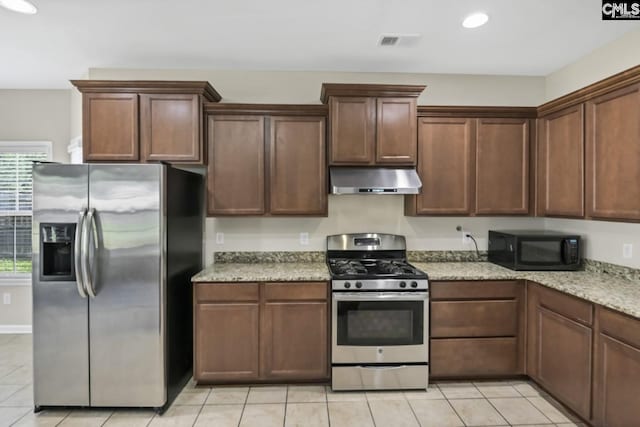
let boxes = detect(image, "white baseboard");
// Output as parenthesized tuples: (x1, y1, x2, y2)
(0, 325, 32, 334)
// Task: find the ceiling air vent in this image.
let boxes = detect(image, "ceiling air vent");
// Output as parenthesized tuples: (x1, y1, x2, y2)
(378, 33, 422, 47)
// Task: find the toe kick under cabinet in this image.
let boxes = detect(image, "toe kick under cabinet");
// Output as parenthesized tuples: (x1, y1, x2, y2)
(193, 281, 329, 384)
(430, 280, 525, 378)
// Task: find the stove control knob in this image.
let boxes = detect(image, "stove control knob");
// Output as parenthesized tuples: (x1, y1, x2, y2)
(411, 281, 418, 288)
(344, 282, 351, 289)
(399, 281, 407, 288)
(355, 282, 363, 289)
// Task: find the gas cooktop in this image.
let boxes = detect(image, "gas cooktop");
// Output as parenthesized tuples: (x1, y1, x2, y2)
(326, 233, 429, 290)
(328, 258, 427, 280)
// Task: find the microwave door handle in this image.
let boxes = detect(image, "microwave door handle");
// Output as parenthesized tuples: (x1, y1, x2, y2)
(82, 208, 97, 298)
(74, 209, 88, 298)
(561, 239, 569, 264)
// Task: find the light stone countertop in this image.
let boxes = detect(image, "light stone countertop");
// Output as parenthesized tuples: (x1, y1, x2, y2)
(191, 262, 331, 282)
(415, 262, 640, 319)
(192, 261, 640, 319)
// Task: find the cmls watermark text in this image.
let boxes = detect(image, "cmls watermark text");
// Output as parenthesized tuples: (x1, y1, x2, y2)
(602, 1, 640, 19)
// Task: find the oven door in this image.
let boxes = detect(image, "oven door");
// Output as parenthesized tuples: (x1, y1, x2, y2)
(332, 291, 429, 364)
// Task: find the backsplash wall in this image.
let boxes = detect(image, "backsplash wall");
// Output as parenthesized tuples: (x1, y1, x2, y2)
(204, 195, 544, 263)
(545, 218, 640, 269)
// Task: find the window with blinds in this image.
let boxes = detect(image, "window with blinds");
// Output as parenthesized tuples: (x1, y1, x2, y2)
(0, 142, 51, 276)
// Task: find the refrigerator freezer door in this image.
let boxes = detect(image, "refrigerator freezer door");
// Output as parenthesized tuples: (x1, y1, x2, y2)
(32, 164, 90, 406)
(88, 164, 166, 407)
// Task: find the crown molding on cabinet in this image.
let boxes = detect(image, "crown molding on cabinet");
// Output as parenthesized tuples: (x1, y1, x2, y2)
(417, 105, 537, 118)
(203, 103, 328, 116)
(320, 83, 427, 104)
(70, 80, 222, 102)
(538, 64, 640, 116)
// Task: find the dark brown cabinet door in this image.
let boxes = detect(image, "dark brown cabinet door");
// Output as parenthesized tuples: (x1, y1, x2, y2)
(376, 97, 417, 164)
(527, 283, 593, 420)
(476, 118, 530, 214)
(538, 105, 585, 218)
(83, 93, 139, 161)
(269, 116, 327, 215)
(594, 307, 640, 427)
(194, 283, 260, 382)
(140, 94, 201, 163)
(261, 282, 329, 381)
(586, 83, 640, 221)
(407, 117, 475, 215)
(329, 97, 375, 164)
(207, 115, 265, 215)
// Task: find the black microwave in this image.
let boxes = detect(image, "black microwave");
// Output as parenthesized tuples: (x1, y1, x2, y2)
(488, 230, 581, 271)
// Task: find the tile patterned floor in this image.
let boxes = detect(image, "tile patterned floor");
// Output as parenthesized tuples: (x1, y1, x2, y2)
(0, 334, 587, 427)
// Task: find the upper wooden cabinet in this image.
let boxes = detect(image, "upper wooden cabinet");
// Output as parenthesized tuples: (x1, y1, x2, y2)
(328, 97, 375, 164)
(208, 115, 266, 215)
(269, 116, 327, 215)
(405, 117, 475, 215)
(406, 108, 535, 217)
(71, 80, 221, 164)
(83, 93, 139, 161)
(537, 104, 585, 218)
(321, 83, 425, 166)
(205, 104, 328, 217)
(586, 83, 640, 221)
(476, 118, 530, 215)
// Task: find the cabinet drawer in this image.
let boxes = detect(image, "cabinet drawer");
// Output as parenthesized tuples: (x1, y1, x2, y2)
(598, 306, 640, 348)
(431, 337, 519, 377)
(529, 282, 592, 326)
(431, 281, 520, 300)
(431, 300, 518, 338)
(263, 282, 327, 301)
(195, 283, 259, 303)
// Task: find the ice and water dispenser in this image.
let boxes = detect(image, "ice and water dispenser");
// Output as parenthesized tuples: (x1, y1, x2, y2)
(39, 223, 76, 281)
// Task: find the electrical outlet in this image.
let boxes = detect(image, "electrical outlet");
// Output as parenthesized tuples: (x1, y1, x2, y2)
(300, 232, 309, 245)
(3, 293, 10, 305)
(215, 232, 224, 244)
(623, 243, 633, 259)
(462, 233, 472, 245)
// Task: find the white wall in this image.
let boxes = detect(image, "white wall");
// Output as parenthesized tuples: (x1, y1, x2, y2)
(88, 68, 545, 106)
(205, 195, 543, 262)
(0, 89, 70, 328)
(543, 28, 640, 269)
(545, 28, 640, 101)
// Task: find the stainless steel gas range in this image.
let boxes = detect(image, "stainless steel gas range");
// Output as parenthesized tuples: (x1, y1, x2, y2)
(327, 233, 429, 391)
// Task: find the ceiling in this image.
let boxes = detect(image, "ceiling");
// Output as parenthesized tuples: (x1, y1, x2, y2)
(1, 0, 638, 88)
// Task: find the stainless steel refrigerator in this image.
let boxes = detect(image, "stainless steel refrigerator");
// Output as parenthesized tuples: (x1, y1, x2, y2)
(31, 163, 203, 412)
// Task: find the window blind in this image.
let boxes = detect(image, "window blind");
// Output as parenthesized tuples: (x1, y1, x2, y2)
(0, 150, 49, 274)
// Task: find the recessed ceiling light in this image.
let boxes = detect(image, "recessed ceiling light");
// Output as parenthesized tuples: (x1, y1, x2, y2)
(462, 12, 488, 29)
(0, 0, 37, 14)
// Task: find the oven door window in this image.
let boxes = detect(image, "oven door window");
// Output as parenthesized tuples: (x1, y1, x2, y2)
(337, 300, 424, 346)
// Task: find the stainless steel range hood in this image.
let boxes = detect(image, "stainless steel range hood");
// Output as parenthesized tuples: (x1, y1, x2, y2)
(330, 167, 422, 195)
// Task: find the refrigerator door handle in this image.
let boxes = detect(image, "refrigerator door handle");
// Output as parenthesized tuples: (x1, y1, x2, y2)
(74, 209, 88, 298)
(82, 208, 98, 298)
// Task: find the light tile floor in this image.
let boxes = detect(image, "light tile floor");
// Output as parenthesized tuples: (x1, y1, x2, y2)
(0, 334, 587, 427)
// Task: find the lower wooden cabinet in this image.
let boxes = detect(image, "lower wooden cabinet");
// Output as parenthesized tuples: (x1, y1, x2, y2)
(430, 281, 525, 378)
(193, 281, 329, 383)
(527, 282, 593, 421)
(593, 307, 640, 427)
(261, 283, 328, 380)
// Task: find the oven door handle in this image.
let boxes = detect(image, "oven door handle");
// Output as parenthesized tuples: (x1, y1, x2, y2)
(358, 365, 408, 371)
(332, 292, 428, 301)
